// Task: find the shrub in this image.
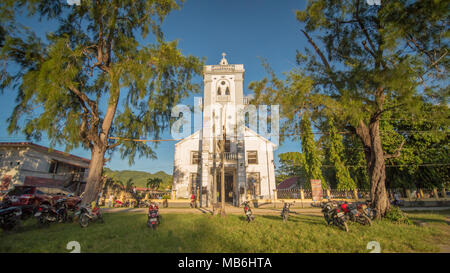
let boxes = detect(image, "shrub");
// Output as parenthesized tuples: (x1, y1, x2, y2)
(385, 206, 412, 225)
(162, 195, 170, 199)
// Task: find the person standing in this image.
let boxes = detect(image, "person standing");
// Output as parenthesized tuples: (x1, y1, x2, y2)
(108, 194, 114, 208)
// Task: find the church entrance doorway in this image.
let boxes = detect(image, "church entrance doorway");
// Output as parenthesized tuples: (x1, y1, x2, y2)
(216, 171, 235, 204)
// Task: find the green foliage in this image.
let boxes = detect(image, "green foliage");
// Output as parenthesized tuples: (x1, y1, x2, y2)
(103, 168, 172, 190)
(0, 0, 203, 163)
(300, 112, 326, 189)
(327, 117, 356, 190)
(276, 152, 306, 185)
(384, 206, 412, 225)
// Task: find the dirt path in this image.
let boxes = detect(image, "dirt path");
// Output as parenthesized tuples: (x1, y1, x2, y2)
(102, 207, 324, 216)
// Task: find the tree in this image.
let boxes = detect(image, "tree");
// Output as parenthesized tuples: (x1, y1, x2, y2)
(276, 152, 306, 185)
(251, 0, 448, 218)
(327, 117, 356, 191)
(0, 1, 203, 204)
(300, 112, 326, 189)
(146, 177, 162, 190)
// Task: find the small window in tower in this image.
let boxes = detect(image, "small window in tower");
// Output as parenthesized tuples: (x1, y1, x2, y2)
(221, 81, 226, 85)
(217, 87, 221, 95)
(225, 87, 230, 95)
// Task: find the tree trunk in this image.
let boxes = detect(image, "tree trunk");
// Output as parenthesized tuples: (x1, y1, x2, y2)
(356, 119, 390, 219)
(368, 120, 390, 218)
(82, 145, 107, 204)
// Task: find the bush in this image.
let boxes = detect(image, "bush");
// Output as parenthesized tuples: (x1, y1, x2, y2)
(162, 195, 170, 199)
(385, 206, 412, 225)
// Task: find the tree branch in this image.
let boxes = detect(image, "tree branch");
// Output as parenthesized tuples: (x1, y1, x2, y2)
(384, 139, 405, 159)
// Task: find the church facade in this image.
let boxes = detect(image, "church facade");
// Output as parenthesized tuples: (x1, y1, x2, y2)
(172, 54, 277, 207)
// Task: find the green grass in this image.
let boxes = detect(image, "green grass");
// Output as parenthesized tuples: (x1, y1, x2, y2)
(0, 210, 448, 253)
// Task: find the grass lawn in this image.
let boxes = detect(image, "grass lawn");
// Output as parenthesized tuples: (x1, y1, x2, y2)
(0, 210, 448, 253)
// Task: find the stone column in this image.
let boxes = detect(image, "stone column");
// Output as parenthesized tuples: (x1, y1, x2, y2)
(433, 188, 439, 200)
(353, 189, 359, 200)
(172, 190, 177, 200)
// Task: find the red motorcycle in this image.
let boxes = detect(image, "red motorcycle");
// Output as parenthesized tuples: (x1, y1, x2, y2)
(339, 202, 372, 226)
(242, 201, 254, 222)
(147, 203, 161, 229)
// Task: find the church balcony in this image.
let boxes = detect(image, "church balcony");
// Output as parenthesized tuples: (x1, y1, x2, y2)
(216, 95, 231, 102)
(208, 152, 238, 161)
(225, 152, 238, 161)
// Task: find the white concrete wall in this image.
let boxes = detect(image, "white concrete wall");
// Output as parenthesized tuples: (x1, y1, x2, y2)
(173, 131, 201, 198)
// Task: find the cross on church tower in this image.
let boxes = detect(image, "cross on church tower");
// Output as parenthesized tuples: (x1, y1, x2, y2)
(219, 52, 228, 65)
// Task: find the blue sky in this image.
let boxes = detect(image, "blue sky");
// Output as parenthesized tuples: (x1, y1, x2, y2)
(0, 0, 310, 174)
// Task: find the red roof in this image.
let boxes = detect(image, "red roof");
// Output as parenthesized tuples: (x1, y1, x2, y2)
(277, 177, 300, 190)
(0, 142, 90, 164)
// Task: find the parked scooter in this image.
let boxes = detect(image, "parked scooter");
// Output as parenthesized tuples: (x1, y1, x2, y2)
(147, 202, 161, 229)
(281, 201, 295, 222)
(320, 201, 349, 232)
(242, 201, 255, 222)
(76, 201, 104, 228)
(0, 206, 22, 231)
(34, 203, 66, 227)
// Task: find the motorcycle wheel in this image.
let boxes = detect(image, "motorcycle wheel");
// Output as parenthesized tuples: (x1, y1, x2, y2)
(358, 214, 372, 226)
(37, 213, 49, 228)
(2, 216, 21, 231)
(79, 213, 90, 228)
(97, 213, 104, 224)
(57, 209, 67, 223)
(336, 219, 349, 232)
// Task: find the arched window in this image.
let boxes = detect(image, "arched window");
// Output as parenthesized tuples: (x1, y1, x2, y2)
(225, 87, 230, 95)
(217, 87, 221, 95)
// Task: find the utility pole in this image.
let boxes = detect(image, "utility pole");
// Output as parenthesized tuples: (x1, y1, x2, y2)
(221, 124, 226, 216)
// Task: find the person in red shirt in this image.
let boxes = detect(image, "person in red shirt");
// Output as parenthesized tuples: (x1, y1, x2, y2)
(190, 193, 196, 208)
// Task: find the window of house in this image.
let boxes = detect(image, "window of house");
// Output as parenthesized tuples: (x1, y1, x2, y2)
(217, 87, 221, 95)
(225, 87, 230, 95)
(49, 160, 58, 173)
(191, 151, 200, 164)
(247, 151, 258, 164)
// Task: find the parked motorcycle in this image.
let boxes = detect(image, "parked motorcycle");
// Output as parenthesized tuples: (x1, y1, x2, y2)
(340, 202, 372, 226)
(76, 202, 104, 228)
(321, 201, 349, 232)
(242, 201, 255, 222)
(0, 206, 22, 231)
(359, 201, 377, 220)
(147, 203, 161, 229)
(281, 201, 295, 222)
(34, 203, 66, 227)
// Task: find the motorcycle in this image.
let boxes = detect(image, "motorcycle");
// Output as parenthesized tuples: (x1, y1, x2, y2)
(359, 201, 377, 220)
(321, 201, 349, 232)
(0, 206, 22, 231)
(76, 202, 104, 228)
(281, 201, 295, 222)
(242, 201, 255, 222)
(340, 202, 372, 226)
(34, 203, 66, 227)
(147, 203, 161, 229)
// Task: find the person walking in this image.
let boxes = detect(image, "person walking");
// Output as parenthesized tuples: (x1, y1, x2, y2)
(108, 194, 114, 208)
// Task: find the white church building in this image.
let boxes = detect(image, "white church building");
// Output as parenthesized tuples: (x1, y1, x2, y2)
(172, 54, 277, 207)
